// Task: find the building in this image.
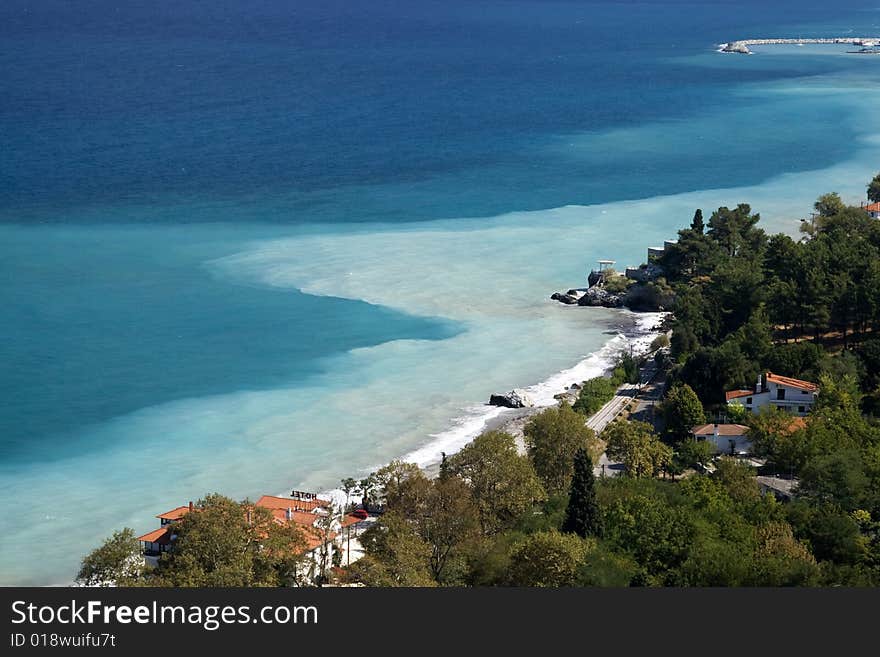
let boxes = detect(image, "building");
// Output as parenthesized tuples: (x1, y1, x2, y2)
(691, 423, 752, 455)
(865, 201, 880, 219)
(725, 372, 819, 417)
(756, 475, 798, 501)
(136, 493, 364, 580)
(647, 246, 666, 263)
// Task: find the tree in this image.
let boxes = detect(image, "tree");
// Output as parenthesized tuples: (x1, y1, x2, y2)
(419, 476, 480, 583)
(868, 172, 880, 204)
(446, 430, 546, 534)
(507, 531, 590, 587)
(602, 487, 693, 577)
(798, 449, 870, 512)
(562, 449, 603, 538)
(691, 208, 704, 234)
(359, 472, 380, 511)
(712, 457, 760, 504)
(340, 477, 359, 512)
(604, 420, 671, 478)
(675, 438, 714, 472)
(353, 512, 435, 587)
(751, 522, 819, 586)
(707, 204, 764, 258)
(661, 383, 705, 442)
(524, 403, 598, 496)
(150, 494, 307, 587)
(814, 192, 846, 218)
(76, 528, 143, 586)
(617, 351, 641, 385)
(766, 342, 823, 380)
(374, 460, 431, 517)
(572, 376, 618, 416)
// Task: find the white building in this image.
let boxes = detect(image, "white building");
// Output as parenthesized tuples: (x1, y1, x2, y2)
(726, 372, 818, 417)
(865, 202, 880, 219)
(691, 423, 752, 455)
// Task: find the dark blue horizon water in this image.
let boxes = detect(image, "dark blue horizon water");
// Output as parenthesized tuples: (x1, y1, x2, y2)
(2, 0, 880, 585)
(1, 0, 877, 224)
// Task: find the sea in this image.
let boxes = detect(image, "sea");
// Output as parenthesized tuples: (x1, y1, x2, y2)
(1, 0, 879, 585)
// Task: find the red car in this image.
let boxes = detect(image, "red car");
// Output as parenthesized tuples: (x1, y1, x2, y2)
(350, 508, 369, 520)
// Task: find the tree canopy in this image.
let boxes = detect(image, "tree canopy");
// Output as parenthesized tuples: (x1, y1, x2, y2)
(524, 402, 599, 496)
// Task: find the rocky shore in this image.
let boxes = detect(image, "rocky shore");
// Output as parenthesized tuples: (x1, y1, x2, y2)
(550, 271, 673, 312)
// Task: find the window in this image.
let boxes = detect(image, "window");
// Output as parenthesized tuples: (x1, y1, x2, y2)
(798, 406, 805, 414)
(777, 389, 786, 400)
(746, 397, 752, 405)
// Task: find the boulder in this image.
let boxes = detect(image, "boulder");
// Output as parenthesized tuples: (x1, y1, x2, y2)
(551, 292, 579, 305)
(577, 286, 624, 308)
(488, 389, 535, 408)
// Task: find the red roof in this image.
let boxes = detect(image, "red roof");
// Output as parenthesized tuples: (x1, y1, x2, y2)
(302, 529, 338, 553)
(340, 514, 364, 528)
(156, 506, 191, 521)
(137, 527, 173, 544)
(255, 495, 329, 513)
(725, 389, 753, 402)
(269, 508, 321, 527)
(691, 423, 750, 437)
(865, 202, 880, 212)
(766, 372, 818, 392)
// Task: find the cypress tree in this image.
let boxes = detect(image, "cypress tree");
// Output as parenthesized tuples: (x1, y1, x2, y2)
(691, 208, 704, 234)
(561, 448, 602, 538)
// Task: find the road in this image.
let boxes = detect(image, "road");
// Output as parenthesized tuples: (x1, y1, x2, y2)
(589, 361, 664, 478)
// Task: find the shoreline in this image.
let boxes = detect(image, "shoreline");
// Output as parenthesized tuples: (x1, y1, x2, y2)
(320, 308, 666, 495)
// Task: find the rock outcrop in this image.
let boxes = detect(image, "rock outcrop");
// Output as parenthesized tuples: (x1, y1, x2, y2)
(489, 389, 535, 408)
(551, 292, 579, 305)
(576, 286, 624, 308)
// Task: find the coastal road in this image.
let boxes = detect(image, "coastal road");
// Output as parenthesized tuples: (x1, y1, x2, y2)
(586, 361, 659, 435)
(589, 361, 663, 478)
(585, 384, 639, 434)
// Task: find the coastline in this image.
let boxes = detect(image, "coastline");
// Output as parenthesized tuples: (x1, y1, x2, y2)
(320, 308, 666, 496)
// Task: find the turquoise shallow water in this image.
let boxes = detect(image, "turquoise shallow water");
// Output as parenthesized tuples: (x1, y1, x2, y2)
(1, 1, 880, 585)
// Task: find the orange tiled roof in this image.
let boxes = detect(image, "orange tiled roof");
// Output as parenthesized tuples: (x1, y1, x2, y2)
(270, 508, 321, 527)
(137, 527, 173, 544)
(725, 389, 753, 402)
(865, 202, 880, 212)
(255, 495, 329, 513)
(766, 372, 818, 392)
(340, 514, 363, 528)
(302, 529, 338, 553)
(156, 506, 191, 521)
(691, 423, 750, 437)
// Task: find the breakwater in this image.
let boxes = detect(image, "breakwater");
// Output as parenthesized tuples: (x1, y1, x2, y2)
(719, 37, 878, 54)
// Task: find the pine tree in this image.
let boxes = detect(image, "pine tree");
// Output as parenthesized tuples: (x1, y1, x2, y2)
(561, 448, 602, 538)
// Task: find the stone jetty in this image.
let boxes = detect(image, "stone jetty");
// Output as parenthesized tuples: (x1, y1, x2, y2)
(719, 37, 879, 54)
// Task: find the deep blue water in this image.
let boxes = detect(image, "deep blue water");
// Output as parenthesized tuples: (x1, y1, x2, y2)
(1, 0, 879, 584)
(1, 0, 876, 223)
